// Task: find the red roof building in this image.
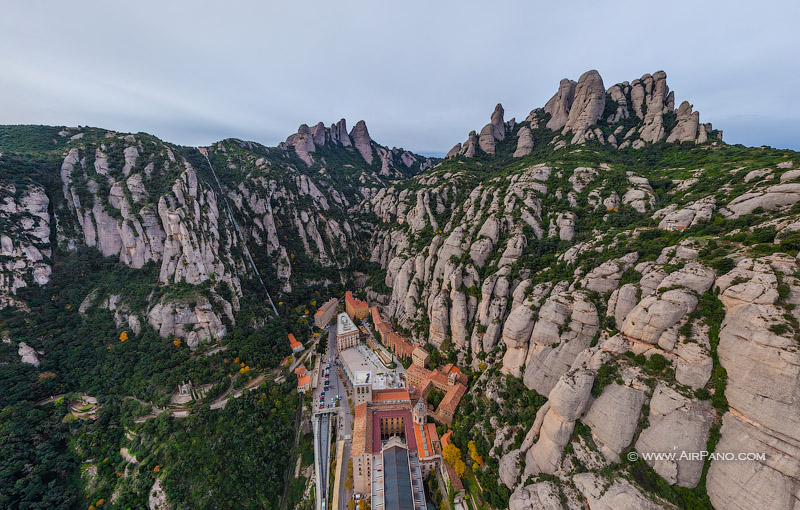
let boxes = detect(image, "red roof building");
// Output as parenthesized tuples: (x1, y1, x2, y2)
(288, 333, 303, 353)
(345, 291, 369, 320)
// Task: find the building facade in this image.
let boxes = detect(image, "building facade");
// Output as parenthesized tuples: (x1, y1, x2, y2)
(350, 399, 434, 508)
(336, 312, 359, 351)
(412, 346, 430, 368)
(345, 291, 369, 320)
(313, 297, 338, 328)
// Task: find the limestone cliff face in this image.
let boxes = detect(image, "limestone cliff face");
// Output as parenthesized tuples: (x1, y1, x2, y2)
(706, 256, 800, 510)
(54, 135, 241, 347)
(365, 138, 800, 508)
(0, 180, 51, 308)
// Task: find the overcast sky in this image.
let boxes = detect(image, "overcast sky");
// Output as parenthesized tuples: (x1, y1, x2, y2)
(2, 0, 798, 155)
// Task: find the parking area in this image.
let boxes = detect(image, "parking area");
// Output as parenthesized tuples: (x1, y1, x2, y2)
(340, 344, 405, 389)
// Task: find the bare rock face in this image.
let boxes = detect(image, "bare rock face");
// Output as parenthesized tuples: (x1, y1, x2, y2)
(622, 175, 655, 212)
(635, 384, 713, 488)
(582, 252, 639, 294)
(508, 482, 565, 510)
(478, 104, 506, 154)
(329, 118, 352, 146)
(18, 342, 41, 367)
(654, 196, 716, 230)
(471, 269, 511, 354)
(459, 131, 479, 158)
(636, 71, 671, 143)
(478, 123, 497, 154)
(721, 182, 800, 218)
(148, 478, 171, 510)
(0, 181, 52, 308)
(666, 101, 700, 143)
(501, 283, 552, 377)
(148, 296, 227, 349)
(621, 289, 695, 347)
(523, 292, 599, 395)
(285, 124, 316, 166)
(513, 126, 534, 158)
(524, 368, 595, 476)
(706, 256, 800, 510)
(545, 78, 577, 131)
(674, 326, 713, 389)
(621, 263, 714, 349)
(157, 168, 231, 287)
(583, 383, 646, 462)
(349, 120, 374, 164)
(573, 473, 674, 510)
(310, 122, 326, 146)
(562, 70, 605, 144)
(445, 143, 461, 159)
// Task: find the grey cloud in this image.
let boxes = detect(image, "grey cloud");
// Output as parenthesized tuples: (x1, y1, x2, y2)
(0, 0, 798, 152)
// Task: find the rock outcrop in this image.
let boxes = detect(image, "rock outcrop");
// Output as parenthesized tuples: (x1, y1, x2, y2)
(478, 104, 506, 154)
(513, 126, 534, 158)
(545, 79, 577, 131)
(0, 181, 51, 308)
(583, 383, 646, 462)
(635, 384, 713, 488)
(706, 256, 800, 510)
(562, 70, 606, 144)
(349, 120, 374, 164)
(524, 368, 595, 476)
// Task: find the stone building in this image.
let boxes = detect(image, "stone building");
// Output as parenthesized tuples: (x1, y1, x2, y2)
(345, 291, 369, 320)
(336, 313, 359, 351)
(313, 297, 338, 328)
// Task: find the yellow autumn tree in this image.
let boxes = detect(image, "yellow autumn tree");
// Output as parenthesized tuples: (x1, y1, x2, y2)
(454, 458, 466, 477)
(443, 443, 466, 478)
(173, 339, 181, 347)
(119, 331, 128, 342)
(442, 443, 461, 466)
(358, 500, 367, 510)
(468, 440, 484, 467)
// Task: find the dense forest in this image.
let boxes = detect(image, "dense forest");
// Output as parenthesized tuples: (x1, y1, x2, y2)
(0, 246, 298, 508)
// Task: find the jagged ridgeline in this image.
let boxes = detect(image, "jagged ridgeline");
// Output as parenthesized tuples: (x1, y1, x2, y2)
(0, 68, 799, 510)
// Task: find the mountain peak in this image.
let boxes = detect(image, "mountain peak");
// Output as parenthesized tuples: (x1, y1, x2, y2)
(448, 69, 721, 159)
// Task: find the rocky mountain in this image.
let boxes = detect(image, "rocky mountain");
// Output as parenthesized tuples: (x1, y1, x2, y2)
(282, 118, 434, 176)
(1, 70, 798, 510)
(447, 70, 720, 159)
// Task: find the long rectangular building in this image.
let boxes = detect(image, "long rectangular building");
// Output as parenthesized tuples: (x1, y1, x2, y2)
(314, 297, 338, 328)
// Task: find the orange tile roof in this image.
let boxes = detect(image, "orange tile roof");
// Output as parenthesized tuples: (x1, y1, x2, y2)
(294, 366, 307, 376)
(414, 422, 439, 460)
(288, 333, 302, 349)
(371, 306, 383, 324)
(315, 298, 338, 316)
(297, 375, 310, 387)
(372, 389, 411, 403)
(441, 429, 454, 448)
(345, 291, 368, 309)
(351, 403, 371, 458)
(439, 383, 468, 417)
